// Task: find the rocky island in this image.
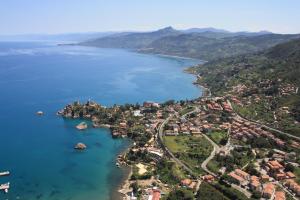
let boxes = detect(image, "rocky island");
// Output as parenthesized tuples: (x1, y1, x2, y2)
(74, 143, 87, 150)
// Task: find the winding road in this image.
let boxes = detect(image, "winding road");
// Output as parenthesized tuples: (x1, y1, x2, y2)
(157, 114, 195, 175)
(157, 105, 220, 177)
(228, 100, 300, 141)
(200, 134, 220, 177)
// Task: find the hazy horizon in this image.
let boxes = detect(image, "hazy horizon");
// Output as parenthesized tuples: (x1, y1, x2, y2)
(0, 26, 282, 36)
(0, 0, 299, 35)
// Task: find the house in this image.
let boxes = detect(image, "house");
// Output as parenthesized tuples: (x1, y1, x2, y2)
(119, 122, 127, 129)
(267, 160, 284, 173)
(143, 101, 159, 108)
(234, 169, 250, 180)
(147, 188, 161, 200)
(202, 175, 214, 183)
(285, 179, 300, 196)
(250, 176, 261, 191)
(262, 183, 275, 199)
(274, 191, 285, 200)
(286, 172, 296, 179)
(228, 170, 249, 186)
(275, 173, 286, 180)
(261, 174, 270, 182)
(181, 179, 192, 186)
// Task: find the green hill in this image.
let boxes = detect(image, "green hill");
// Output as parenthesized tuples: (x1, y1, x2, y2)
(191, 38, 300, 136)
(80, 26, 299, 61)
(141, 33, 300, 61)
(81, 26, 181, 49)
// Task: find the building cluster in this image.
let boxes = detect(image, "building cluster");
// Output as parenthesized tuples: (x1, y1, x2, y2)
(144, 187, 161, 200)
(163, 98, 233, 137)
(227, 154, 300, 199)
(265, 160, 300, 196)
(180, 178, 198, 190)
(228, 168, 287, 199)
(206, 100, 233, 113)
(231, 117, 285, 147)
(279, 83, 298, 96)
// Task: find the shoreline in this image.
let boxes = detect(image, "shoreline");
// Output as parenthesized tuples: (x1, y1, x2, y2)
(67, 43, 205, 64)
(56, 44, 207, 200)
(115, 166, 132, 200)
(113, 68, 208, 200)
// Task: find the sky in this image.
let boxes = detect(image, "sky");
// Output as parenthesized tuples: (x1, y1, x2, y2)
(0, 0, 299, 35)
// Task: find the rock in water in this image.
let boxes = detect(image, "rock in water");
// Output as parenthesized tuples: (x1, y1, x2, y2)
(74, 143, 87, 150)
(76, 122, 87, 130)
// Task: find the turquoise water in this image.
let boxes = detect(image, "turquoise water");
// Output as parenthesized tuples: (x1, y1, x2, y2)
(0, 42, 201, 200)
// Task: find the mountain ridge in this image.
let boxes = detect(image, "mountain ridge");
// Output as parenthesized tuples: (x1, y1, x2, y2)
(80, 27, 300, 61)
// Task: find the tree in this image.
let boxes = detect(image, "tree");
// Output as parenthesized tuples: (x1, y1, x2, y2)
(130, 182, 139, 194)
(167, 188, 194, 200)
(252, 190, 262, 199)
(284, 163, 295, 172)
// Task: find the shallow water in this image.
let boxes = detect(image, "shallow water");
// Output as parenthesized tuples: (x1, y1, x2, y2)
(0, 42, 201, 200)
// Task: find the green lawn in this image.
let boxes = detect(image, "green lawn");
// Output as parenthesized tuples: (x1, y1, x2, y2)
(294, 167, 300, 184)
(156, 160, 188, 185)
(209, 131, 228, 145)
(179, 106, 195, 116)
(163, 135, 213, 175)
(163, 136, 190, 153)
(196, 182, 229, 200)
(207, 159, 221, 174)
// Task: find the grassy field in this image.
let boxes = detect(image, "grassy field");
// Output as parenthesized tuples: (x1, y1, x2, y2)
(196, 182, 229, 200)
(209, 131, 228, 145)
(156, 160, 188, 185)
(179, 106, 195, 116)
(207, 159, 221, 174)
(163, 136, 190, 153)
(294, 167, 300, 184)
(163, 135, 213, 174)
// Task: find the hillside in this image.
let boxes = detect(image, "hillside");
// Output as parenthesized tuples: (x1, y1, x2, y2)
(191, 38, 300, 136)
(81, 27, 181, 49)
(140, 33, 300, 61)
(81, 27, 299, 61)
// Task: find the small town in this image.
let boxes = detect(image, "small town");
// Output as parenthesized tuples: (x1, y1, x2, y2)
(59, 89, 300, 200)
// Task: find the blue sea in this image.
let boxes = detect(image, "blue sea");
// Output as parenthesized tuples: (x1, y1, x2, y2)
(0, 42, 201, 200)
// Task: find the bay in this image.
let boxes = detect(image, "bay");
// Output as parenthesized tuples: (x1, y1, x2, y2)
(0, 42, 201, 200)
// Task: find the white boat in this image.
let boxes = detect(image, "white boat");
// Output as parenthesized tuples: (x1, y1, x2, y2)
(0, 171, 9, 176)
(0, 182, 10, 193)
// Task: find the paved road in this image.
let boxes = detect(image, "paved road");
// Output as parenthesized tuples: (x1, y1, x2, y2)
(274, 181, 298, 200)
(200, 134, 220, 177)
(157, 114, 195, 175)
(228, 100, 300, 141)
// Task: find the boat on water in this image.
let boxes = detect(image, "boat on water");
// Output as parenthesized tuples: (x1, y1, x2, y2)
(0, 182, 10, 193)
(36, 111, 44, 115)
(0, 171, 9, 176)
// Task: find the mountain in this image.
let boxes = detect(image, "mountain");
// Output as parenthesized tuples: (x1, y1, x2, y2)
(81, 26, 181, 49)
(140, 33, 300, 61)
(183, 27, 230, 33)
(80, 27, 299, 61)
(191, 38, 300, 136)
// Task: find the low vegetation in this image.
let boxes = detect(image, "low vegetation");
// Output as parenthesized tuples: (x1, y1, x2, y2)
(163, 136, 213, 174)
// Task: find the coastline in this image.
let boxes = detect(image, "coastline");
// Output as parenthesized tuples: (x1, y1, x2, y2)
(56, 43, 206, 200)
(115, 166, 132, 200)
(111, 166, 132, 200)
(114, 67, 208, 200)
(69, 43, 205, 64)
